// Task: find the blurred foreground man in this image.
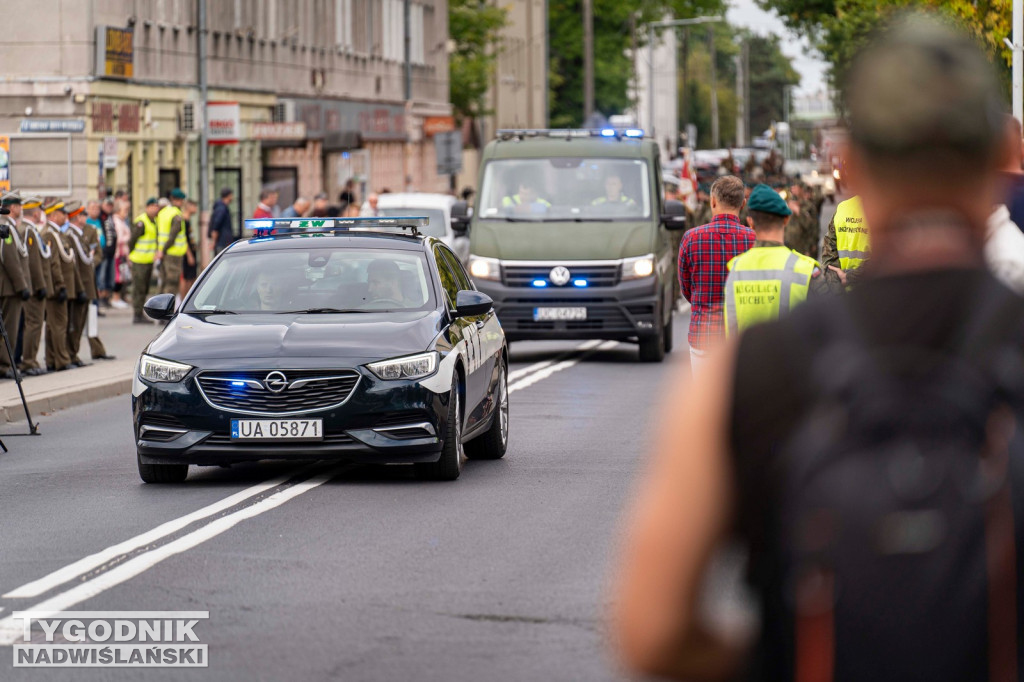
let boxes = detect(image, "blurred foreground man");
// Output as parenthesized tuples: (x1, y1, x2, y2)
(613, 16, 1024, 682)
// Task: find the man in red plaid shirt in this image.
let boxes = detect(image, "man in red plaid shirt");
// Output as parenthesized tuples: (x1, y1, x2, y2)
(678, 176, 754, 373)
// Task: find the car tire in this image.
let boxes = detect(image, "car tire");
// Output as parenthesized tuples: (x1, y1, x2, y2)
(465, 360, 509, 460)
(415, 378, 464, 481)
(137, 452, 189, 484)
(638, 316, 667, 363)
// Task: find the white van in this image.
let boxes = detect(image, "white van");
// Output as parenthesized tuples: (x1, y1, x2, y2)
(376, 193, 470, 263)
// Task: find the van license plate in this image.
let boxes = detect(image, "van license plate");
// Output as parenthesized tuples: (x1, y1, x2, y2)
(231, 419, 323, 441)
(533, 307, 587, 321)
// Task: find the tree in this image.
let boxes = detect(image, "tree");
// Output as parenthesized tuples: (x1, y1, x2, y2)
(745, 34, 800, 138)
(449, 0, 508, 142)
(548, 0, 725, 129)
(756, 0, 1012, 94)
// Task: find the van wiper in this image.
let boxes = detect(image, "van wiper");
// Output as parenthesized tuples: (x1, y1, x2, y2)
(276, 308, 372, 314)
(497, 216, 543, 222)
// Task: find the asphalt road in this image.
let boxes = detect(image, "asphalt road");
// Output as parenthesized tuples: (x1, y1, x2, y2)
(0, 316, 696, 681)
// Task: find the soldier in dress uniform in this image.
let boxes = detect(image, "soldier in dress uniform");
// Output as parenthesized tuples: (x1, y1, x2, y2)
(42, 200, 77, 372)
(63, 201, 113, 366)
(0, 192, 31, 379)
(17, 196, 55, 375)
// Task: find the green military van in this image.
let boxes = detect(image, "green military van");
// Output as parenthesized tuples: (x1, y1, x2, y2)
(462, 128, 687, 362)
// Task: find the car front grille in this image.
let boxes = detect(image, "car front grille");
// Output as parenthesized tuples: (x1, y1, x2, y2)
(203, 432, 355, 446)
(196, 370, 360, 416)
(502, 264, 620, 288)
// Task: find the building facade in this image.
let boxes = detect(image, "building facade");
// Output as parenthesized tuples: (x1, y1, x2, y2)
(481, 0, 548, 139)
(0, 0, 451, 248)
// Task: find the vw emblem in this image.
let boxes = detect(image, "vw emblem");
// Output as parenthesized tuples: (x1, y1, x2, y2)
(549, 266, 571, 286)
(264, 371, 289, 393)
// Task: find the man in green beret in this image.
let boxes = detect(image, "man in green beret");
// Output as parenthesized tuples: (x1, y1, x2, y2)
(723, 184, 827, 338)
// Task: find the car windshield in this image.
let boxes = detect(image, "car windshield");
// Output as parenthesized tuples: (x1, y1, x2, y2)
(477, 158, 651, 221)
(184, 247, 436, 314)
(378, 207, 447, 238)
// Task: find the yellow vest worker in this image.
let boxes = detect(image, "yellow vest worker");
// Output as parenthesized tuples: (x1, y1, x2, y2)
(156, 201, 188, 257)
(129, 212, 158, 264)
(833, 195, 869, 271)
(725, 184, 824, 338)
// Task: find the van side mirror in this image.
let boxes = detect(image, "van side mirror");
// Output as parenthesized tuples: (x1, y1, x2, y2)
(454, 290, 492, 317)
(144, 293, 177, 321)
(661, 200, 687, 231)
(451, 200, 471, 235)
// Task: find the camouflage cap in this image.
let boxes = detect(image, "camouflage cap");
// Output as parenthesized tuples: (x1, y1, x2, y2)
(845, 13, 1004, 158)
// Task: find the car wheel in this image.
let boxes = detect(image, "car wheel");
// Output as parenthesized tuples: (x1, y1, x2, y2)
(137, 452, 189, 484)
(638, 316, 666, 363)
(465, 359, 509, 460)
(415, 378, 464, 481)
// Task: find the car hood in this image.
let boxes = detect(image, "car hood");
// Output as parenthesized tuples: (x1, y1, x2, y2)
(469, 220, 653, 260)
(146, 310, 445, 367)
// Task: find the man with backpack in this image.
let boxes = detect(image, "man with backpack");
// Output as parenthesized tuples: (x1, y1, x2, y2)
(612, 15, 1024, 682)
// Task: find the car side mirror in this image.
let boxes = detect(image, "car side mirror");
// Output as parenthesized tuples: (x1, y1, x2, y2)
(144, 293, 177, 321)
(451, 200, 471, 235)
(454, 290, 492, 317)
(661, 199, 687, 231)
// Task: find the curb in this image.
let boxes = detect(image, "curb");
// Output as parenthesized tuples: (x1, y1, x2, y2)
(1, 374, 133, 425)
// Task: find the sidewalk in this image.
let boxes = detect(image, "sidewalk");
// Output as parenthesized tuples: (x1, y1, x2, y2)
(0, 305, 163, 425)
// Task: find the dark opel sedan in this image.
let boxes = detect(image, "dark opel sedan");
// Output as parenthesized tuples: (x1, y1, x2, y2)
(132, 218, 508, 483)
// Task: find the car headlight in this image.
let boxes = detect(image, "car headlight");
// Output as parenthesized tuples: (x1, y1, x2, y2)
(621, 254, 655, 280)
(367, 351, 438, 381)
(139, 354, 193, 383)
(468, 255, 500, 281)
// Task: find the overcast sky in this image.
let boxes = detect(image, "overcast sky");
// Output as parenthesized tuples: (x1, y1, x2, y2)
(725, 0, 829, 95)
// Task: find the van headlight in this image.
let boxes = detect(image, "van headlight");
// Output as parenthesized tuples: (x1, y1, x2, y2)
(367, 351, 438, 381)
(139, 354, 193, 383)
(621, 254, 655, 280)
(468, 255, 500, 281)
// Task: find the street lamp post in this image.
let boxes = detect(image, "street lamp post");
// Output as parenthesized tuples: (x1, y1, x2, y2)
(641, 16, 723, 146)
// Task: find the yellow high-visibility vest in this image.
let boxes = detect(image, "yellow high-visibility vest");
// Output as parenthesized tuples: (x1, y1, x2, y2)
(833, 195, 869, 271)
(501, 194, 552, 207)
(128, 213, 158, 264)
(156, 205, 187, 257)
(724, 245, 820, 338)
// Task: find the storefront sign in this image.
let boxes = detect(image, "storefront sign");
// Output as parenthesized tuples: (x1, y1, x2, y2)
(207, 102, 241, 144)
(249, 122, 307, 141)
(19, 120, 86, 133)
(423, 116, 455, 137)
(103, 137, 118, 169)
(95, 26, 134, 79)
(290, 99, 407, 142)
(0, 137, 10, 193)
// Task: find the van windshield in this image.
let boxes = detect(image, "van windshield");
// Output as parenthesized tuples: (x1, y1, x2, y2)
(477, 158, 651, 222)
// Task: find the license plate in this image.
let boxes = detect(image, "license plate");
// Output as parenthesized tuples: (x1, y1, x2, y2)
(533, 307, 587, 321)
(231, 419, 323, 441)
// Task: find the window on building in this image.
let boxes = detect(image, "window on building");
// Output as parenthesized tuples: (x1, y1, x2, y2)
(335, 0, 353, 50)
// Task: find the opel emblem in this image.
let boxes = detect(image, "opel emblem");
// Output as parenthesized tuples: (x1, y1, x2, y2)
(549, 266, 571, 286)
(264, 371, 289, 393)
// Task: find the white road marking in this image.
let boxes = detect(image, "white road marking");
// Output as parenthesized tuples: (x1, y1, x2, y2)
(508, 340, 618, 394)
(507, 340, 601, 382)
(3, 463, 319, 600)
(0, 466, 344, 646)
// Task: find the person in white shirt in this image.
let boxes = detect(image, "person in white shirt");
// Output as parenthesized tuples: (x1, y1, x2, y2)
(985, 203, 1024, 294)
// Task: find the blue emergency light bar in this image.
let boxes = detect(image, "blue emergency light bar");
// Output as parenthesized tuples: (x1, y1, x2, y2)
(497, 128, 646, 141)
(244, 216, 431, 238)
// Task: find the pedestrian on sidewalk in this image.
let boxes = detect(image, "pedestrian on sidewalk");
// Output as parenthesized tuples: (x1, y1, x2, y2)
(129, 198, 160, 324)
(110, 198, 131, 309)
(280, 197, 310, 219)
(208, 187, 234, 257)
(42, 201, 74, 372)
(613, 16, 1024, 681)
(677, 175, 754, 375)
(252, 189, 277, 219)
(156, 189, 188, 297)
(178, 199, 199, 301)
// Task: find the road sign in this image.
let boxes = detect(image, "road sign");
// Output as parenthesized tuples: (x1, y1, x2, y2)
(103, 136, 118, 169)
(435, 130, 462, 176)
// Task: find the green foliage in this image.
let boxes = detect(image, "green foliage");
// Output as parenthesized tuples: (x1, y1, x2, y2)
(548, 0, 725, 129)
(449, 0, 509, 125)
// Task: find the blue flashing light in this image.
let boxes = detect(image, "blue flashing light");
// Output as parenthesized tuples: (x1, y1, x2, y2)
(531, 279, 548, 288)
(624, 128, 644, 138)
(230, 381, 247, 388)
(573, 279, 589, 288)
(600, 128, 617, 138)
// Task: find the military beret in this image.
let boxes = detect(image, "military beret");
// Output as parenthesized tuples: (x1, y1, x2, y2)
(146, 197, 159, 206)
(746, 184, 792, 217)
(169, 188, 187, 200)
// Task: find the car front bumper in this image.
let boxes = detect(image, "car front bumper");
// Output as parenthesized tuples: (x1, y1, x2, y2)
(133, 368, 450, 467)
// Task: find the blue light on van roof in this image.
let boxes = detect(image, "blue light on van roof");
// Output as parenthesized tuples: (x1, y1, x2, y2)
(531, 279, 548, 288)
(624, 128, 644, 138)
(600, 128, 617, 138)
(573, 279, 589, 287)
